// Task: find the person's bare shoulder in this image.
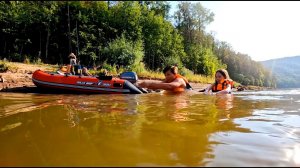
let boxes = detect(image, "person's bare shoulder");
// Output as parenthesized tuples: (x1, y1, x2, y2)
(172, 77, 186, 86)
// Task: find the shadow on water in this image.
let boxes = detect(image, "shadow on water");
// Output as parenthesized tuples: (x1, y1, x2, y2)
(1, 86, 42, 93)
(0, 91, 298, 166)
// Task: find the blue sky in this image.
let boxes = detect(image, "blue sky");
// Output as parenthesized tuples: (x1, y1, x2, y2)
(168, 1, 300, 61)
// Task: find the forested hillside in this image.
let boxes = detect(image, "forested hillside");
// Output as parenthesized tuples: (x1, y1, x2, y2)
(261, 56, 300, 88)
(0, 1, 275, 87)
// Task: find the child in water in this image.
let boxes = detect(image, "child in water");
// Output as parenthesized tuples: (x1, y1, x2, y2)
(203, 69, 233, 94)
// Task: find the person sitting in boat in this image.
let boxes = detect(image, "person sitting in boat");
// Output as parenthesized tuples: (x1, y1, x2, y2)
(82, 67, 92, 76)
(137, 65, 192, 93)
(56, 65, 68, 75)
(67, 53, 83, 75)
(66, 53, 76, 74)
(203, 69, 234, 94)
(69, 52, 77, 65)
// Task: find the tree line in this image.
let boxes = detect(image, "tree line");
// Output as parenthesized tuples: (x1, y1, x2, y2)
(0, 1, 276, 87)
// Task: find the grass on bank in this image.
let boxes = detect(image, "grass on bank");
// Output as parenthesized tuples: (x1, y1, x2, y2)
(0, 58, 215, 84)
(0, 58, 58, 73)
(88, 62, 215, 84)
(0, 59, 18, 73)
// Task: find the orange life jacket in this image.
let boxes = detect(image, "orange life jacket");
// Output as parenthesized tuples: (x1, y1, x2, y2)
(60, 66, 68, 72)
(170, 74, 191, 92)
(229, 80, 235, 88)
(175, 74, 189, 85)
(66, 65, 72, 74)
(212, 79, 233, 92)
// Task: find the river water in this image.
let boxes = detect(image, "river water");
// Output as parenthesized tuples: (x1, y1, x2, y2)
(0, 89, 300, 166)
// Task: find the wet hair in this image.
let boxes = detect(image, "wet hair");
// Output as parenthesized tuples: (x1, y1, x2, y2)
(215, 69, 231, 80)
(163, 65, 178, 74)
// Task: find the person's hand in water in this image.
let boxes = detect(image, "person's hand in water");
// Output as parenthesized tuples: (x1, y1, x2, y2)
(203, 90, 215, 95)
(216, 90, 229, 95)
(202, 88, 209, 95)
(204, 91, 210, 95)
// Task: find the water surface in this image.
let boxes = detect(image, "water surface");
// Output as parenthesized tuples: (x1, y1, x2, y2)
(0, 89, 300, 166)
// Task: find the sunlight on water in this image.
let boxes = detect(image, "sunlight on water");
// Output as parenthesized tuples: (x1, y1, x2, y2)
(0, 89, 300, 166)
(234, 89, 300, 95)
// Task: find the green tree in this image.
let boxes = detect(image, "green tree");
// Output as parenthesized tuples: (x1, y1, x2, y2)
(142, 9, 185, 71)
(102, 34, 144, 68)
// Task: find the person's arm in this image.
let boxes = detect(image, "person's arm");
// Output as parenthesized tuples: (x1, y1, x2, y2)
(216, 84, 231, 94)
(161, 78, 169, 83)
(138, 78, 185, 91)
(203, 84, 213, 94)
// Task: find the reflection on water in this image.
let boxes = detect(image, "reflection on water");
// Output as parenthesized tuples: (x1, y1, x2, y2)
(0, 90, 300, 166)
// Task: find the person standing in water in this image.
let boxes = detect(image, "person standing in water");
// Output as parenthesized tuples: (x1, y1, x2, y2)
(137, 65, 192, 93)
(203, 69, 233, 94)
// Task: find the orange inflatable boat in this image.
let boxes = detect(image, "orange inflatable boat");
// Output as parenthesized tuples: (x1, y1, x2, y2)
(32, 70, 144, 94)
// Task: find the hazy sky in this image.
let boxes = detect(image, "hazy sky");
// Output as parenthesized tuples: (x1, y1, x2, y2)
(169, 1, 300, 61)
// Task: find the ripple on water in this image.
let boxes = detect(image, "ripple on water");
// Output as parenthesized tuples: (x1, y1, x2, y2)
(236, 95, 283, 101)
(0, 90, 300, 166)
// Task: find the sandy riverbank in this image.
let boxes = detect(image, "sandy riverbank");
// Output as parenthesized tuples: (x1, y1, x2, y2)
(0, 62, 56, 92)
